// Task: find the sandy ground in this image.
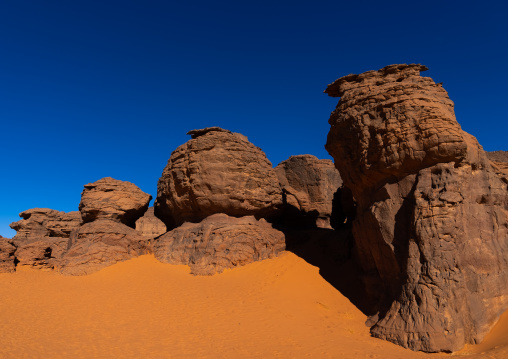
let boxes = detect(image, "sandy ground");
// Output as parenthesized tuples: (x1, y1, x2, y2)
(0, 252, 506, 359)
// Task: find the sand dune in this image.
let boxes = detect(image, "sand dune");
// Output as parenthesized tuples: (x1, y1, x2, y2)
(0, 253, 506, 359)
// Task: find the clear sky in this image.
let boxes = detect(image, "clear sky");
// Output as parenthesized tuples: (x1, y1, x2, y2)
(1, 0, 507, 237)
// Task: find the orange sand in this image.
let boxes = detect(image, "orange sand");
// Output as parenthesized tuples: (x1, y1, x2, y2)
(0, 253, 506, 359)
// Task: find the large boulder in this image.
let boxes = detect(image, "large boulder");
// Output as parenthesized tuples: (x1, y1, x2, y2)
(155, 127, 282, 229)
(275, 155, 342, 228)
(79, 177, 152, 227)
(135, 207, 167, 239)
(325, 64, 508, 352)
(9, 208, 81, 269)
(153, 213, 286, 275)
(0, 236, 16, 273)
(56, 219, 150, 275)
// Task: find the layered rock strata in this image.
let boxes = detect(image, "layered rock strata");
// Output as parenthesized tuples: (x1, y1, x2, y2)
(275, 155, 342, 228)
(325, 64, 508, 352)
(153, 213, 285, 275)
(79, 177, 152, 227)
(155, 127, 282, 229)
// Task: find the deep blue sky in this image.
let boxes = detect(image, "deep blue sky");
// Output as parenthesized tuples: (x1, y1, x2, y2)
(1, 0, 507, 237)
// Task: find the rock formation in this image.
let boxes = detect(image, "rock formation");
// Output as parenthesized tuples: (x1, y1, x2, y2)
(9, 209, 81, 269)
(135, 207, 167, 239)
(56, 219, 150, 275)
(0, 236, 16, 273)
(79, 177, 152, 227)
(10, 208, 82, 241)
(8, 178, 152, 274)
(487, 151, 508, 179)
(275, 155, 342, 228)
(325, 64, 508, 352)
(155, 127, 282, 229)
(153, 213, 285, 275)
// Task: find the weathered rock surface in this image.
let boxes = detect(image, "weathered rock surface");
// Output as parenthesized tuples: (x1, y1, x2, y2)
(56, 219, 150, 275)
(275, 155, 342, 228)
(9, 208, 81, 269)
(487, 151, 508, 180)
(325, 64, 508, 352)
(79, 177, 152, 227)
(10, 208, 82, 242)
(135, 207, 167, 239)
(155, 127, 282, 229)
(487, 150, 508, 163)
(0, 236, 16, 273)
(153, 213, 286, 275)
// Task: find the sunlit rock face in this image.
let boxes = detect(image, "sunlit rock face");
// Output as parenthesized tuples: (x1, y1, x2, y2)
(135, 207, 167, 239)
(325, 64, 508, 353)
(0, 236, 16, 273)
(153, 213, 285, 275)
(154, 127, 282, 229)
(79, 177, 152, 227)
(9, 208, 82, 270)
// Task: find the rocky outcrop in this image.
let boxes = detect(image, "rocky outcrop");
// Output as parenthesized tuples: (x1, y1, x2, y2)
(56, 220, 150, 275)
(275, 155, 342, 228)
(153, 213, 285, 275)
(155, 127, 282, 229)
(10, 208, 82, 242)
(79, 177, 152, 227)
(9, 209, 81, 269)
(325, 64, 508, 352)
(135, 207, 167, 239)
(0, 236, 16, 273)
(487, 151, 508, 180)
(487, 150, 508, 163)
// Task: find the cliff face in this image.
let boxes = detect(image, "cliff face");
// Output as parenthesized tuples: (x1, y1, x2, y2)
(325, 64, 508, 352)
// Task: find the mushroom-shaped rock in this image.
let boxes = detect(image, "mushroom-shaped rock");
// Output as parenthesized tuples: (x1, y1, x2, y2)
(79, 177, 152, 227)
(325, 64, 508, 353)
(155, 127, 282, 228)
(57, 219, 150, 275)
(153, 213, 286, 275)
(275, 155, 342, 229)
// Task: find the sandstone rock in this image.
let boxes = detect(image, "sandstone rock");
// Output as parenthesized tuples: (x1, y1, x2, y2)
(155, 127, 282, 228)
(79, 177, 152, 227)
(14, 237, 69, 270)
(0, 236, 16, 273)
(10, 208, 82, 242)
(275, 155, 342, 228)
(57, 219, 150, 275)
(153, 213, 286, 275)
(486, 150, 508, 163)
(9, 208, 81, 269)
(487, 151, 508, 180)
(135, 207, 167, 239)
(325, 64, 508, 352)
